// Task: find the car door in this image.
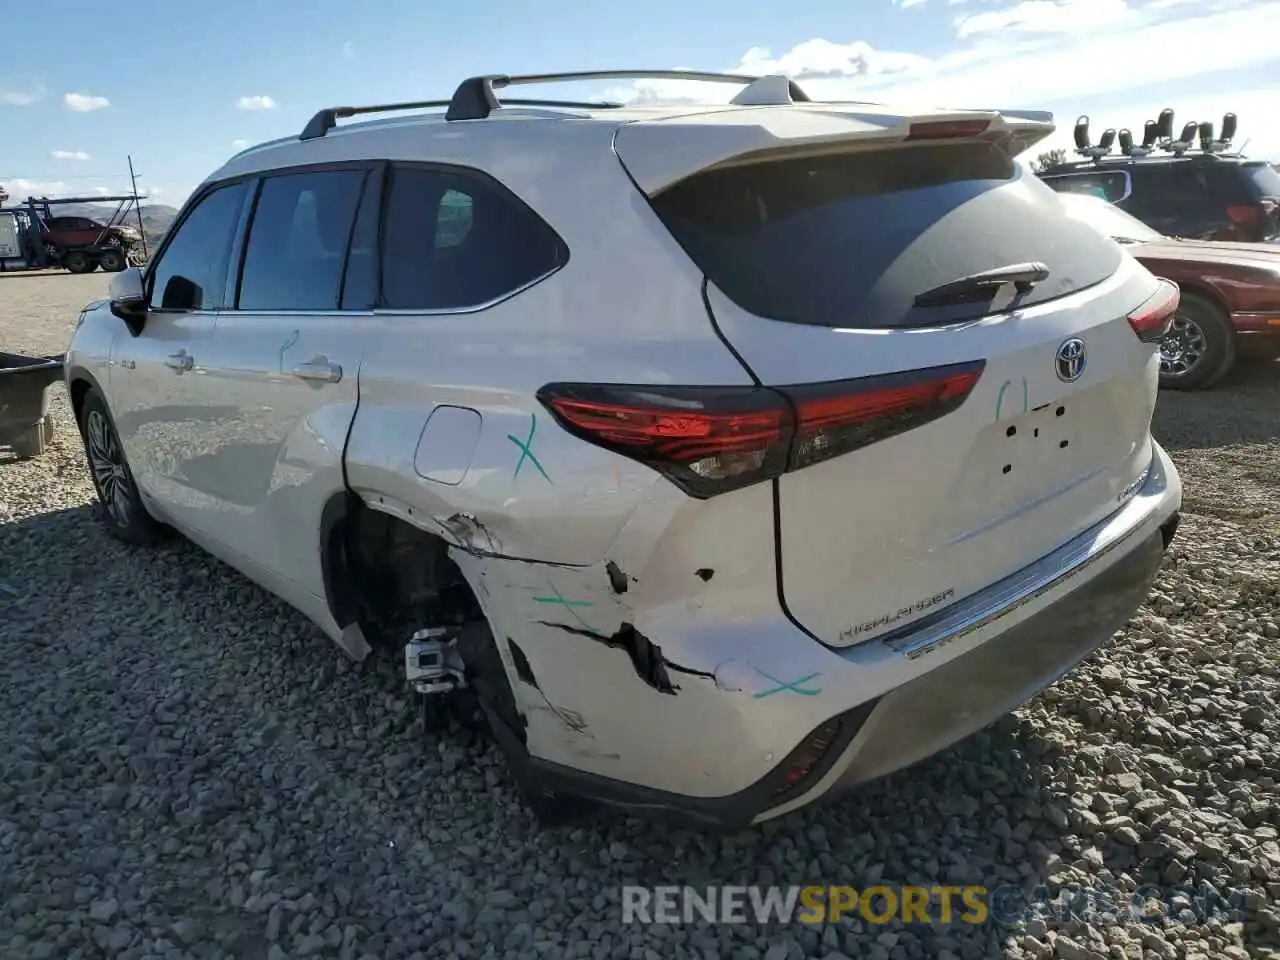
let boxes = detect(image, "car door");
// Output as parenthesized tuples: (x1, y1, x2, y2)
(181, 162, 377, 605)
(108, 179, 252, 533)
(1123, 164, 1181, 235)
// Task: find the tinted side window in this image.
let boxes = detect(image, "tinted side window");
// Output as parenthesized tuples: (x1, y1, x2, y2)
(381, 166, 563, 311)
(148, 181, 248, 311)
(1124, 165, 1172, 217)
(237, 169, 367, 311)
(1041, 171, 1128, 202)
(1174, 164, 1246, 202)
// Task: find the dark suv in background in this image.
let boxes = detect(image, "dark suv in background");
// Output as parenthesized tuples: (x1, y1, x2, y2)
(1039, 154, 1280, 243)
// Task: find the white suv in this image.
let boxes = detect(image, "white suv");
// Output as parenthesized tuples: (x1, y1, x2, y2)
(64, 70, 1183, 827)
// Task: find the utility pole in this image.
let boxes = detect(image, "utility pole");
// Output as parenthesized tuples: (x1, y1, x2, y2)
(127, 155, 148, 260)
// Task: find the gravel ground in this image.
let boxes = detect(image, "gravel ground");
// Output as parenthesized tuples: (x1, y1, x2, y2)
(2, 271, 1279, 960)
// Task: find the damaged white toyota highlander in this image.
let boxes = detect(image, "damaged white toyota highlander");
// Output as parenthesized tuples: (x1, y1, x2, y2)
(64, 69, 1182, 828)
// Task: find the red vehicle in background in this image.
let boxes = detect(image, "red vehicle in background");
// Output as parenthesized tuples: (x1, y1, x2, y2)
(39, 215, 140, 273)
(1057, 192, 1280, 391)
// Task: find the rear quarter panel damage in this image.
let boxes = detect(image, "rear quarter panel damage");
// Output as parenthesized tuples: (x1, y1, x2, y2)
(444, 482, 855, 799)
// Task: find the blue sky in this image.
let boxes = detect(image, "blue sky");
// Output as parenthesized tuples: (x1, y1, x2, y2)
(3, 0, 1279, 208)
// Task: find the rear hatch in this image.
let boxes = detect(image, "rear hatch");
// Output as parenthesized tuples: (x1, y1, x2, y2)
(615, 105, 1169, 647)
(1238, 161, 1280, 240)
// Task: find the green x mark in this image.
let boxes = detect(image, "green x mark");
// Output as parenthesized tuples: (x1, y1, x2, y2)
(508, 413, 551, 483)
(752, 667, 823, 699)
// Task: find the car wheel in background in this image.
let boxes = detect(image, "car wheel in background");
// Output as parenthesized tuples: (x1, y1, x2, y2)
(63, 250, 96, 274)
(76, 388, 164, 545)
(97, 249, 127, 272)
(1158, 293, 1236, 391)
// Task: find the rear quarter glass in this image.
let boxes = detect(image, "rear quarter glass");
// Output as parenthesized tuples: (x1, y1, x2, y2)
(1244, 161, 1280, 198)
(649, 142, 1123, 329)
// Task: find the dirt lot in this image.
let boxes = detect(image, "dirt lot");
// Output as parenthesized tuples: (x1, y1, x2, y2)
(2, 271, 1279, 960)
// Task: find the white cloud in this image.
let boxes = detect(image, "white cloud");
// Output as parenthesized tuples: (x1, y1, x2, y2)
(343, 41, 355, 58)
(2, 178, 72, 198)
(1, 88, 39, 106)
(742, 39, 935, 79)
(50, 150, 91, 161)
(897, 0, 929, 7)
(237, 94, 276, 111)
(956, 0, 1138, 37)
(63, 92, 110, 112)
(599, 0, 1280, 121)
(231, 138, 249, 149)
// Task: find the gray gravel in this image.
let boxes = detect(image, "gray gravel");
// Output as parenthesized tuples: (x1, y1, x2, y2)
(2, 272, 1279, 960)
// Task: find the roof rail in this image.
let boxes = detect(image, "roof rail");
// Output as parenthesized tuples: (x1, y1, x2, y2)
(443, 69, 811, 122)
(298, 96, 628, 140)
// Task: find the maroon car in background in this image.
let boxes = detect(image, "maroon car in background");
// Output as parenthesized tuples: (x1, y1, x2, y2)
(1057, 192, 1280, 390)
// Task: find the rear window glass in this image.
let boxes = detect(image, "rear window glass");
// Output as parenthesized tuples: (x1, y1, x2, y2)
(1244, 162, 1280, 198)
(650, 143, 1123, 329)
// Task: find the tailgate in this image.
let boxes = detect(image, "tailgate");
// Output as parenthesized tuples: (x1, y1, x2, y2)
(619, 106, 1170, 647)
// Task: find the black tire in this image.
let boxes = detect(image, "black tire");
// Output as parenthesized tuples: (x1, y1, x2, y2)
(76, 389, 164, 545)
(1158, 293, 1236, 391)
(97, 248, 127, 272)
(63, 250, 96, 274)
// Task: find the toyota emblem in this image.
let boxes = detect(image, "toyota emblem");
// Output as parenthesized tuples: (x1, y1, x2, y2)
(1055, 337, 1087, 382)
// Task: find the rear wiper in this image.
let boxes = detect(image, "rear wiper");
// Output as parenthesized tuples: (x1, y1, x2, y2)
(913, 262, 1051, 308)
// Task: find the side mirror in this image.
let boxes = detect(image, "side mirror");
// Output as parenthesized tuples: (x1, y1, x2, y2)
(108, 267, 148, 337)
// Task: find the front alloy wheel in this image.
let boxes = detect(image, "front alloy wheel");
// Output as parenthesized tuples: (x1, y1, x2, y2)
(78, 389, 163, 545)
(85, 408, 133, 527)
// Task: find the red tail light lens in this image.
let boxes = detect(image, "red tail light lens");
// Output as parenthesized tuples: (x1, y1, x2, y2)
(1226, 204, 1261, 225)
(536, 360, 985, 499)
(1127, 280, 1180, 343)
(907, 119, 991, 140)
(786, 363, 985, 472)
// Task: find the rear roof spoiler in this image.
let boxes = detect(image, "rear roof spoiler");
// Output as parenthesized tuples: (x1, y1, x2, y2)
(963, 108, 1054, 125)
(615, 106, 1058, 194)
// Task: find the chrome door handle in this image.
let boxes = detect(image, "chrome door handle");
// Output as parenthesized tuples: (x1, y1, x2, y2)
(165, 351, 193, 372)
(291, 358, 342, 383)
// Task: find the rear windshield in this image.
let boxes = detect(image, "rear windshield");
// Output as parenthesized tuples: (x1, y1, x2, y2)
(650, 142, 1122, 328)
(1244, 161, 1280, 198)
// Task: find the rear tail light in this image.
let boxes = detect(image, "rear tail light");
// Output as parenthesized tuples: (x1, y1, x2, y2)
(1226, 203, 1269, 225)
(1223, 203, 1254, 225)
(1127, 279, 1180, 343)
(536, 360, 985, 499)
(906, 119, 991, 140)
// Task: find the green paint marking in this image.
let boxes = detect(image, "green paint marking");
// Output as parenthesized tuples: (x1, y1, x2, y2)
(995, 377, 1029, 421)
(533, 596, 595, 608)
(752, 667, 823, 699)
(508, 413, 551, 483)
(536, 581, 597, 632)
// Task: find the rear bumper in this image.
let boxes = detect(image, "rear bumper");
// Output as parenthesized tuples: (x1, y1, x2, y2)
(806, 516, 1171, 800)
(526, 443, 1181, 829)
